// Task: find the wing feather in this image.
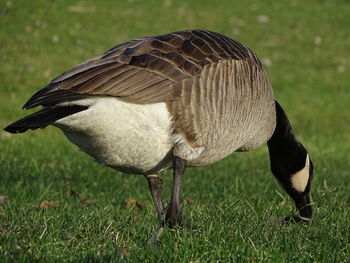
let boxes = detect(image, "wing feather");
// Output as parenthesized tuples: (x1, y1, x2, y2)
(23, 30, 257, 109)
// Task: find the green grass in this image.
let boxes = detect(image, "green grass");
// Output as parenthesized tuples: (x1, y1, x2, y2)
(1, 0, 350, 262)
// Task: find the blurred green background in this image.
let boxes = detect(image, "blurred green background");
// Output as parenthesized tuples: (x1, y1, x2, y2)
(1, 0, 349, 262)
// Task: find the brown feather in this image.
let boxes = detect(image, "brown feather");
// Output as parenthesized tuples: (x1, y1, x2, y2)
(23, 30, 258, 109)
(168, 59, 275, 166)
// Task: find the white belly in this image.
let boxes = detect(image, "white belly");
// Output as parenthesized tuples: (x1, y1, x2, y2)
(54, 97, 174, 174)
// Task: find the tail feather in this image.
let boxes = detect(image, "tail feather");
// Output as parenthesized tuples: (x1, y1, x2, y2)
(4, 105, 88, 134)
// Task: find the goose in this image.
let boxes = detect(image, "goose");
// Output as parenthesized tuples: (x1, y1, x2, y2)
(5, 30, 313, 233)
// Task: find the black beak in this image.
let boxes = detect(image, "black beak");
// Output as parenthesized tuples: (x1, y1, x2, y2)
(294, 193, 312, 219)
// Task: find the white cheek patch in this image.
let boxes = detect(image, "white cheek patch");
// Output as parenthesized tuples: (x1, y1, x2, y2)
(291, 154, 310, 192)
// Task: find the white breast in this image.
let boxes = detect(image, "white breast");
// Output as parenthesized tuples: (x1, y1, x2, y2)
(54, 97, 174, 174)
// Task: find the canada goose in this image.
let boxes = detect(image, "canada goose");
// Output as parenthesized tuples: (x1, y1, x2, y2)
(5, 30, 313, 232)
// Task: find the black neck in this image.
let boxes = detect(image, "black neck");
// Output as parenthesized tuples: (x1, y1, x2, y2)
(267, 101, 313, 219)
(268, 102, 307, 176)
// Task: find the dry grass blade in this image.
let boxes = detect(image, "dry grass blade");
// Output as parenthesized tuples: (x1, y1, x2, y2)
(79, 198, 96, 205)
(125, 198, 144, 209)
(67, 189, 78, 197)
(37, 200, 61, 209)
(0, 195, 6, 206)
(116, 248, 129, 258)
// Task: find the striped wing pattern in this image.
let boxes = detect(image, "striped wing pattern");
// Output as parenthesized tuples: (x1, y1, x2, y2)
(23, 30, 259, 109)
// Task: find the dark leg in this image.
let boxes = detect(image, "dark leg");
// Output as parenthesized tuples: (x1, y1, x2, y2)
(145, 174, 164, 222)
(145, 174, 166, 247)
(165, 156, 187, 228)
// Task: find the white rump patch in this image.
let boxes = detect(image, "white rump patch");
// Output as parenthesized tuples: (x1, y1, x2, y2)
(291, 154, 310, 192)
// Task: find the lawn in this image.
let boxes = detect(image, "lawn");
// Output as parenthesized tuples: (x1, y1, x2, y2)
(1, 0, 350, 262)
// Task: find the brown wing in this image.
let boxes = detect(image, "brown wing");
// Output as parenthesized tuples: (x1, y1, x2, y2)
(23, 30, 257, 109)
